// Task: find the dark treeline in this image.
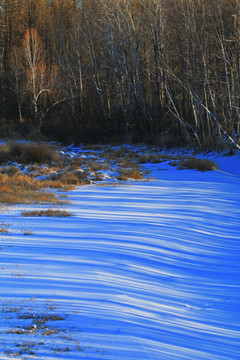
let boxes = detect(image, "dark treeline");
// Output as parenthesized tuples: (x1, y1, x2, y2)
(0, 0, 240, 148)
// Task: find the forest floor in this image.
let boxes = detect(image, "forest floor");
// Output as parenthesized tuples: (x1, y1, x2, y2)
(0, 141, 240, 359)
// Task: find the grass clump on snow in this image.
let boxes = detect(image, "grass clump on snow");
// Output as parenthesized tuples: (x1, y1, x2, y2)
(117, 167, 143, 181)
(22, 209, 72, 217)
(88, 160, 109, 172)
(178, 157, 218, 172)
(51, 170, 91, 186)
(0, 141, 59, 165)
(0, 173, 60, 204)
(138, 153, 175, 164)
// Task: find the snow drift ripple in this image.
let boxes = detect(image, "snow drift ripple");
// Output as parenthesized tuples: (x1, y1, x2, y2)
(0, 174, 240, 359)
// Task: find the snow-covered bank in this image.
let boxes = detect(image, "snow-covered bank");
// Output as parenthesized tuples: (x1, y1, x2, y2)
(0, 149, 240, 359)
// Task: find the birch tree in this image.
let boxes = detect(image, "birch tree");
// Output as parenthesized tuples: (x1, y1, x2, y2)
(22, 28, 49, 126)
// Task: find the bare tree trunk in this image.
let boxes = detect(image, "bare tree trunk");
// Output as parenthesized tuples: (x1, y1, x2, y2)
(9, 46, 24, 122)
(22, 28, 50, 128)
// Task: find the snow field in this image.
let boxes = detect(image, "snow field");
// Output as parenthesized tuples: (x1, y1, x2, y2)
(0, 150, 240, 359)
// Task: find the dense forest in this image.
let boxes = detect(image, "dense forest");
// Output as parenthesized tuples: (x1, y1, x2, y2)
(0, 0, 240, 148)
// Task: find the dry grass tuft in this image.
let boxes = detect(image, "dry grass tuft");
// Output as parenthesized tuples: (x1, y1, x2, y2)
(0, 165, 20, 176)
(94, 173, 104, 181)
(23, 230, 33, 235)
(51, 346, 71, 353)
(117, 168, 143, 181)
(19, 313, 65, 322)
(58, 172, 81, 185)
(88, 160, 109, 171)
(0, 141, 59, 165)
(138, 153, 175, 164)
(178, 157, 217, 171)
(0, 174, 59, 204)
(56, 170, 90, 186)
(40, 179, 70, 189)
(42, 328, 60, 336)
(68, 161, 83, 171)
(118, 158, 137, 168)
(104, 148, 140, 162)
(22, 209, 72, 217)
(0, 147, 91, 204)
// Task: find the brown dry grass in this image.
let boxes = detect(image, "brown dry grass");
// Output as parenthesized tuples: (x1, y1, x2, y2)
(138, 153, 176, 164)
(103, 147, 139, 162)
(88, 160, 109, 171)
(94, 173, 104, 181)
(118, 158, 137, 168)
(178, 157, 217, 171)
(0, 165, 20, 176)
(0, 143, 219, 207)
(117, 168, 143, 181)
(22, 209, 72, 217)
(0, 164, 89, 205)
(0, 174, 60, 204)
(0, 141, 59, 165)
(40, 179, 74, 190)
(42, 328, 60, 336)
(18, 313, 65, 322)
(54, 170, 91, 186)
(68, 162, 82, 171)
(137, 152, 217, 172)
